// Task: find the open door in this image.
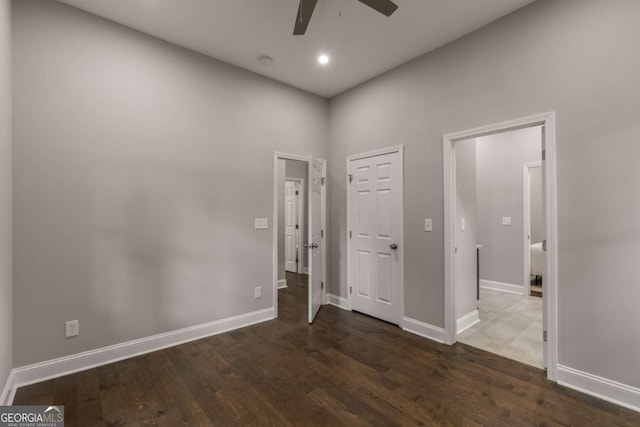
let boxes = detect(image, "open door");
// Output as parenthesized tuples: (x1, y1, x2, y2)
(308, 157, 326, 323)
(541, 126, 548, 369)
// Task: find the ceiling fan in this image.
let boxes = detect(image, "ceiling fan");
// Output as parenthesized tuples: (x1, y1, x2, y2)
(293, 0, 399, 35)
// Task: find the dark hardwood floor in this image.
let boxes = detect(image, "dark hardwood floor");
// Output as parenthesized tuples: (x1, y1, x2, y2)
(14, 272, 640, 426)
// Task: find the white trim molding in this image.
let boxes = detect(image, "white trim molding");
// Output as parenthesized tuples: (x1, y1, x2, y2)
(0, 371, 16, 406)
(303, 267, 309, 275)
(479, 279, 524, 295)
(325, 293, 351, 311)
(277, 279, 287, 289)
(402, 317, 446, 344)
(3, 307, 274, 404)
(456, 309, 480, 335)
(557, 365, 640, 413)
(443, 111, 558, 381)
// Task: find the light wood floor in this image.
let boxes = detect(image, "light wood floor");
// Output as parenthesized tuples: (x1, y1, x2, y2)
(14, 272, 640, 425)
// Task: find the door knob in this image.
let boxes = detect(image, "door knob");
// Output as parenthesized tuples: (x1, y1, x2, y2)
(305, 243, 319, 249)
(390, 243, 398, 250)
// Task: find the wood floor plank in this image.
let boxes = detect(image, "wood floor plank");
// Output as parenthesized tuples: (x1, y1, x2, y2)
(12, 272, 640, 425)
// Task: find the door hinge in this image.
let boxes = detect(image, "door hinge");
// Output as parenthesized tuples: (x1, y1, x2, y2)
(321, 281, 324, 290)
(348, 174, 353, 183)
(295, 224, 299, 229)
(349, 230, 352, 238)
(321, 229, 324, 238)
(349, 286, 352, 294)
(543, 240, 547, 251)
(542, 149, 546, 161)
(295, 190, 299, 195)
(455, 246, 458, 254)
(321, 177, 326, 185)
(543, 330, 548, 343)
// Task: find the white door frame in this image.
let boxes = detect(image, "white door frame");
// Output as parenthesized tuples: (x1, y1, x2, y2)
(442, 112, 558, 381)
(346, 145, 404, 323)
(285, 177, 305, 274)
(273, 152, 326, 319)
(523, 161, 542, 296)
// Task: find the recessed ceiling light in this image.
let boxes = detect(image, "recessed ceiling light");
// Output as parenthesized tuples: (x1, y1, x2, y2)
(318, 54, 330, 65)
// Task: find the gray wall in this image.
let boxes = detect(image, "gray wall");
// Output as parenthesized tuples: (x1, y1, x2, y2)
(328, 0, 640, 387)
(0, 0, 12, 392)
(454, 138, 477, 320)
(13, 0, 328, 366)
(476, 127, 540, 286)
(529, 166, 543, 244)
(277, 159, 309, 281)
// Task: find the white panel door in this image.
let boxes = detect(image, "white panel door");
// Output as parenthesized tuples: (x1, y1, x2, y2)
(308, 158, 325, 323)
(284, 180, 298, 273)
(349, 151, 401, 324)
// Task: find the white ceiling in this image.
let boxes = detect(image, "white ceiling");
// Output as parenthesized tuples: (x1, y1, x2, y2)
(56, 0, 535, 98)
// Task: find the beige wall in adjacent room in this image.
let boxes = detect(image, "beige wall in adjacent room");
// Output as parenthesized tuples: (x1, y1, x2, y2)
(0, 0, 12, 394)
(12, 0, 328, 367)
(328, 0, 640, 388)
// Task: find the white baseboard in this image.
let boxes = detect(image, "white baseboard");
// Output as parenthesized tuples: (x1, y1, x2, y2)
(277, 279, 287, 289)
(303, 267, 309, 275)
(0, 370, 16, 406)
(456, 309, 480, 334)
(402, 317, 446, 344)
(557, 365, 640, 413)
(480, 279, 524, 295)
(4, 307, 275, 404)
(325, 293, 350, 311)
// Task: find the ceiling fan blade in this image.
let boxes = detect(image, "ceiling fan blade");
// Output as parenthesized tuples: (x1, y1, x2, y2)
(293, 0, 318, 36)
(357, 0, 398, 17)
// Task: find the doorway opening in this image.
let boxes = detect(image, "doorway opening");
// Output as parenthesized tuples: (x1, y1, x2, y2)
(273, 152, 326, 323)
(443, 112, 558, 381)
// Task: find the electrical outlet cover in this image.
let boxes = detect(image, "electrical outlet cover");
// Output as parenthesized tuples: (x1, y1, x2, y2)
(65, 320, 79, 338)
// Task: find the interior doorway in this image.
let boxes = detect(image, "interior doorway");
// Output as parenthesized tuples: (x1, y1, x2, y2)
(443, 112, 558, 381)
(453, 127, 544, 369)
(273, 153, 327, 323)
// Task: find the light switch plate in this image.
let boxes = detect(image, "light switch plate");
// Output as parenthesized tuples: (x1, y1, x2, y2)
(502, 216, 512, 226)
(424, 218, 433, 232)
(254, 218, 268, 229)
